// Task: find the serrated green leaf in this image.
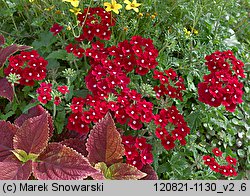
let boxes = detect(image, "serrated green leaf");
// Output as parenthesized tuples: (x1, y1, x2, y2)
(65, 86, 74, 102)
(0, 111, 15, 120)
(32, 32, 55, 49)
(157, 162, 172, 174)
(55, 110, 66, 134)
(186, 111, 203, 132)
(73, 89, 89, 98)
(21, 101, 40, 114)
(46, 49, 68, 61)
(47, 59, 60, 70)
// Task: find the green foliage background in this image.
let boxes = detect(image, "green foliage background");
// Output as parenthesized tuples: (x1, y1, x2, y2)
(0, 0, 249, 179)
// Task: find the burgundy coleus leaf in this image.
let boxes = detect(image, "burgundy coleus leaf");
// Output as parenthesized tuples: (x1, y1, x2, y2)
(60, 138, 88, 157)
(33, 143, 98, 180)
(0, 121, 19, 161)
(0, 77, 14, 102)
(0, 43, 32, 68)
(13, 112, 49, 155)
(15, 105, 54, 137)
(107, 163, 147, 180)
(0, 34, 5, 47)
(0, 161, 32, 180)
(86, 112, 125, 166)
(0, 155, 32, 180)
(140, 164, 158, 180)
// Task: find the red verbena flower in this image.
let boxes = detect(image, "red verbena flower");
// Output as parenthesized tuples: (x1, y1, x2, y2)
(225, 156, 237, 166)
(57, 85, 70, 95)
(50, 23, 63, 36)
(202, 155, 215, 165)
(212, 148, 223, 157)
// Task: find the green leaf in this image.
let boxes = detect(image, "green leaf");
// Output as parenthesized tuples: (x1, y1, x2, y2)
(65, 85, 74, 102)
(73, 89, 89, 98)
(157, 162, 172, 174)
(0, 111, 15, 120)
(21, 101, 40, 114)
(46, 49, 68, 61)
(187, 73, 196, 91)
(186, 111, 203, 132)
(55, 110, 66, 134)
(12, 149, 38, 163)
(46, 59, 60, 70)
(94, 162, 109, 178)
(237, 149, 245, 158)
(32, 32, 55, 49)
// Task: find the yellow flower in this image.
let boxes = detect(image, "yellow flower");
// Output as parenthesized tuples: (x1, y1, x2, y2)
(44, 5, 55, 11)
(183, 28, 191, 36)
(151, 14, 156, 19)
(124, 0, 141, 13)
(138, 12, 143, 17)
(104, 0, 122, 14)
(123, 27, 128, 31)
(191, 27, 198, 35)
(193, 29, 198, 35)
(55, 10, 62, 15)
(29, 0, 34, 2)
(62, 0, 80, 8)
(69, 7, 82, 15)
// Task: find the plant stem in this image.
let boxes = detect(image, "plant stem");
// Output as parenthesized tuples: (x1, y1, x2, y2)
(53, 103, 57, 118)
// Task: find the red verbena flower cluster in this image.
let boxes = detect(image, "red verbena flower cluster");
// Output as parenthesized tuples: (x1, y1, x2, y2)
(4, 50, 48, 86)
(37, 82, 69, 105)
(66, 36, 159, 134)
(77, 7, 115, 41)
(153, 68, 186, 101)
(85, 35, 158, 76)
(67, 95, 109, 133)
(155, 106, 190, 150)
(198, 50, 245, 112)
(203, 148, 237, 177)
(122, 135, 153, 170)
(67, 89, 155, 134)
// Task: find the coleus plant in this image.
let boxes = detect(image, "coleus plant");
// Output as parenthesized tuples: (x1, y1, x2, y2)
(0, 105, 157, 180)
(0, 105, 97, 180)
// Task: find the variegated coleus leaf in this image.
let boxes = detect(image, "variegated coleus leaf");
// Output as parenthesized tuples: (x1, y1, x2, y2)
(140, 164, 158, 180)
(0, 34, 5, 47)
(0, 121, 19, 161)
(95, 162, 147, 180)
(0, 155, 32, 180)
(33, 143, 98, 180)
(0, 77, 14, 102)
(60, 138, 88, 157)
(13, 112, 50, 155)
(86, 112, 125, 166)
(15, 104, 54, 137)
